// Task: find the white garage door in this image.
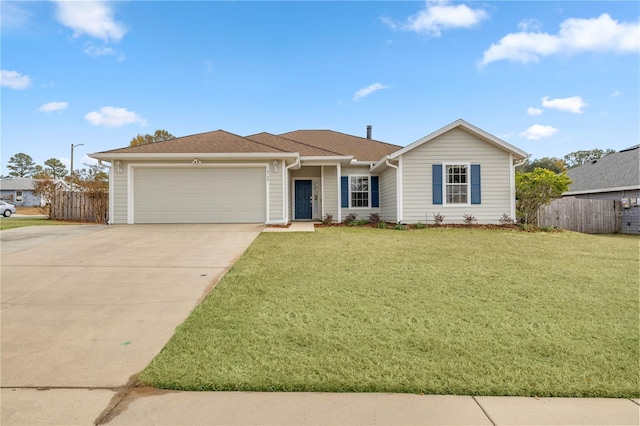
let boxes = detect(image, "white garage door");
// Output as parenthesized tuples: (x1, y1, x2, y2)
(133, 167, 266, 223)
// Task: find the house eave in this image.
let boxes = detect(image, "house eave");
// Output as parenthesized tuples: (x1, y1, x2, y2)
(300, 156, 353, 166)
(563, 185, 640, 196)
(89, 152, 300, 163)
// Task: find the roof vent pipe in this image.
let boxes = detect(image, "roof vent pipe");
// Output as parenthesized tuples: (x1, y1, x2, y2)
(366, 125, 372, 139)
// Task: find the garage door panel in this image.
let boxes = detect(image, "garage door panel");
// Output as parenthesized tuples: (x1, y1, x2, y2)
(133, 167, 266, 224)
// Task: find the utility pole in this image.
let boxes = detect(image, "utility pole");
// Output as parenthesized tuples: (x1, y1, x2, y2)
(70, 143, 84, 191)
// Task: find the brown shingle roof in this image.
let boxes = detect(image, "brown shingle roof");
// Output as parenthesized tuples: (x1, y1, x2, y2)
(97, 130, 288, 154)
(279, 130, 401, 161)
(246, 132, 341, 157)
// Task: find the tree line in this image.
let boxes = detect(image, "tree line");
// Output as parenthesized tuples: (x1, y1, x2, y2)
(3, 130, 176, 180)
(515, 148, 617, 173)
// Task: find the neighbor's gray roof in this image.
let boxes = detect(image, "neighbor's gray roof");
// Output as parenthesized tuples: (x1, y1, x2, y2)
(565, 145, 640, 194)
(0, 178, 38, 191)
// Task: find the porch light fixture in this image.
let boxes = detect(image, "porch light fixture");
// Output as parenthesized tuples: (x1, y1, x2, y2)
(115, 161, 123, 174)
(272, 161, 278, 173)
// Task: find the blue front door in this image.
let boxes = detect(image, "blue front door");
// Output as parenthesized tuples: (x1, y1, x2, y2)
(295, 180, 312, 220)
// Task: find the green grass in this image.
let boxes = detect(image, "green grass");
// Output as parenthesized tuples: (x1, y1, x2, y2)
(0, 217, 84, 230)
(141, 228, 639, 397)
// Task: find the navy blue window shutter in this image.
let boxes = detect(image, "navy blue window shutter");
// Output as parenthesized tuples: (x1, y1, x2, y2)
(341, 176, 349, 208)
(432, 164, 443, 205)
(471, 164, 481, 204)
(371, 176, 379, 208)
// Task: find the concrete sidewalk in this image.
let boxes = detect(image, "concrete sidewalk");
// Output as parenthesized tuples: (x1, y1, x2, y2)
(2, 388, 638, 425)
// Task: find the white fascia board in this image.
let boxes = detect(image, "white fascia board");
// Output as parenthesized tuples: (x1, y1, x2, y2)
(563, 186, 640, 196)
(349, 160, 376, 166)
(370, 156, 391, 173)
(388, 119, 529, 160)
(300, 156, 353, 165)
(89, 152, 299, 161)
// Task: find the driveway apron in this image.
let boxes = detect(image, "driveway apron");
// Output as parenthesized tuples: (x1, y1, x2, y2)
(0, 224, 262, 389)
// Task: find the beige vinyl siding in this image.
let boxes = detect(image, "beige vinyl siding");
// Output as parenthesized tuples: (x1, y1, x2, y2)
(402, 127, 512, 224)
(340, 165, 381, 220)
(112, 161, 129, 224)
(379, 167, 397, 222)
(291, 167, 321, 178)
(322, 165, 338, 221)
(269, 160, 284, 222)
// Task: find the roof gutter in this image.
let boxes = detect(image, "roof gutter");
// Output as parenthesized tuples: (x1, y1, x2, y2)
(563, 185, 640, 196)
(89, 152, 299, 161)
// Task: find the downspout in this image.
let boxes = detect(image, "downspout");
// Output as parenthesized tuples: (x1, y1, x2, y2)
(98, 160, 114, 225)
(284, 157, 300, 222)
(511, 156, 529, 221)
(385, 157, 402, 223)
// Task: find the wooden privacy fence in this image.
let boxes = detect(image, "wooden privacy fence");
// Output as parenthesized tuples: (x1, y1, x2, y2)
(537, 198, 621, 234)
(50, 191, 108, 223)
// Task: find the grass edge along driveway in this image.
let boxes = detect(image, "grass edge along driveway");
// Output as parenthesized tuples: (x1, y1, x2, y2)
(141, 228, 639, 397)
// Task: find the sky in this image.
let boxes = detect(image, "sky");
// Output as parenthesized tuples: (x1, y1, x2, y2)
(1, 1, 639, 175)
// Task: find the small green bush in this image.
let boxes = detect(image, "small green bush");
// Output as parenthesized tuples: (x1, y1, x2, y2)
(343, 213, 358, 226)
(394, 224, 406, 230)
(413, 222, 425, 229)
(377, 222, 387, 229)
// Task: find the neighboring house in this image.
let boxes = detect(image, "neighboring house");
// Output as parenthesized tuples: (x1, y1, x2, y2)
(0, 178, 72, 207)
(563, 145, 640, 234)
(0, 178, 42, 206)
(89, 119, 529, 225)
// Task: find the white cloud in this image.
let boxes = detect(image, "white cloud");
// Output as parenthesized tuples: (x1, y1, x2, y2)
(527, 107, 543, 116)
(1, 70, 31, 90)
(518, 18, 542, 32)
(84, 106, 147, 127)
(83, 42, 125, 61)
(38, 101, 69, 112)
(480, 14, 640, 66)
(611, 90, 622, 97)
(53, 0, 126, 42)
(353, 83, 390, 101)
(519, 124, 558, 140)
(1, 2, 31, 29)
(542, 96, 587, 113)
(384, 1, 488, 37)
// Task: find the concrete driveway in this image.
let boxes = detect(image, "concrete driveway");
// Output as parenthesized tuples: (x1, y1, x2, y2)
(1, 224, 261, 390)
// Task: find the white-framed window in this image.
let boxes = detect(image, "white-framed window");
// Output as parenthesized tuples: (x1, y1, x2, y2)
(350, 175, 370, 208)
(444, 163, 469, 205)
(15, 190, 23, 202)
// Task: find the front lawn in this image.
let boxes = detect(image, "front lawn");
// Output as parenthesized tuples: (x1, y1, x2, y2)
(0, 217, 83, 230)
(141, 228, 639, 397)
